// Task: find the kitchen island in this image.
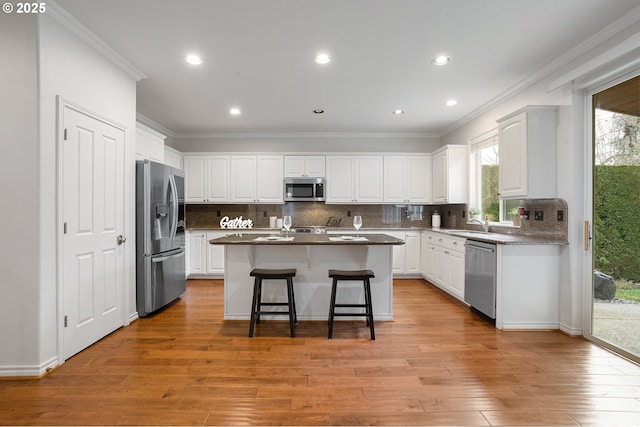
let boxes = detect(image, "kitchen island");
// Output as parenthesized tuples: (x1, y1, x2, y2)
(209, 233, 404, 321)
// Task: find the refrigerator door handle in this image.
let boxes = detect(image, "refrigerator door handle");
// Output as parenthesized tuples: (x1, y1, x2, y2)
(169, 174, 178, 241)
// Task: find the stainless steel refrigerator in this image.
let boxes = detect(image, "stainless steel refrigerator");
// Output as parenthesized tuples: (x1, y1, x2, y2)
(136, 160, 186, 317)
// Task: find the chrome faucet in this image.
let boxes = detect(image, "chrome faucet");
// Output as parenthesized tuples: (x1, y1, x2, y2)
(469, 217, 490, 233)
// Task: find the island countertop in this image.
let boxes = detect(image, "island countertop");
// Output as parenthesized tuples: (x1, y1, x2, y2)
(209, 233, 405, 246)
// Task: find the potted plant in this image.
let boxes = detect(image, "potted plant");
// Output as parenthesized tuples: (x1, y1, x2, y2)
(508, 208, 521, 227)
(469, 208, 482, 221)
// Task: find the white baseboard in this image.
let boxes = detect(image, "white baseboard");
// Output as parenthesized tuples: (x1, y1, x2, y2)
(0, 356, 58, 378)
(559, 322, 583, 336)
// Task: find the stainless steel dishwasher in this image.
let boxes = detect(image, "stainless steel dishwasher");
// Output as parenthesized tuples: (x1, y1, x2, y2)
(464, 240, 497, 319)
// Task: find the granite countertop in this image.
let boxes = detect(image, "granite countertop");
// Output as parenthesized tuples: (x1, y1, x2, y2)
(192, 226, 567, 245)
(208, 233, 405, 246)
(426, 228, 568, 245)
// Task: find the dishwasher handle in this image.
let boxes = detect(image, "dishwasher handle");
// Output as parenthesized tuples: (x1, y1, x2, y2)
(465, 242, 495, 253)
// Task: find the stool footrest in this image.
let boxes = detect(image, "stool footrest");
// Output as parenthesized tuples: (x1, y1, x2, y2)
(332, 312, 370, 317)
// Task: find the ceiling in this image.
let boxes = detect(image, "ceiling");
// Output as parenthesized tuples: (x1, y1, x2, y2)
(55, 0, 640, 137)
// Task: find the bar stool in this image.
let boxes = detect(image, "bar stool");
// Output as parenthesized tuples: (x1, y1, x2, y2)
(249, 268, 297, 337)
(327, 269, 376, 340)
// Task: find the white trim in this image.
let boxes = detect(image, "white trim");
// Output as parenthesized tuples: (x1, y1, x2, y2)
(548, 31, 640, 91)
(0, 357, 58, 378)
(136, 121, 167, 141)
(175, 131, 438, 139)
(45, 0, 147, 81)
(136, 113, 175, 138)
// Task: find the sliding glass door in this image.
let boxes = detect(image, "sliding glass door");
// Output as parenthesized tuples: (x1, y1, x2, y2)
(590, 74, 640, 362)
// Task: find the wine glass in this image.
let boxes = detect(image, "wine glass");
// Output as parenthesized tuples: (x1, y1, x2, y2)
(283, 215, 292, 238)
(353, 215, 362, 237)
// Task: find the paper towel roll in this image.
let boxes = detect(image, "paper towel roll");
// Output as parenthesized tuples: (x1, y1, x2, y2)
(269, 216, 277, 228)
(276, 218, 283, 229)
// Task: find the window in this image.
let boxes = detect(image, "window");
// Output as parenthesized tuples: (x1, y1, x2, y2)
(469, 131, 500, 222)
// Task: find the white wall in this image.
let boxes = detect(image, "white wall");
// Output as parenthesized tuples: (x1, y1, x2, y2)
(0, 13, 42, 374)
(0, 11, 137, 376)
(174, 133, 441, 154)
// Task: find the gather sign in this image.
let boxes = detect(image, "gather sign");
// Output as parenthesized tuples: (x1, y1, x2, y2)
(219, 216, 254, 229)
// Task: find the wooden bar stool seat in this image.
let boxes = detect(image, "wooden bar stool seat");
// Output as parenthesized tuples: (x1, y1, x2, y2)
(327, 269, 376, 340)
(249, 268, 297, 337)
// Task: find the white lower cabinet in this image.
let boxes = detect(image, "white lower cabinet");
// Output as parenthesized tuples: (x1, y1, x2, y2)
(387, 231, 421, 276)
(421, 231, 465, 300)
(189, 230, 226, 276)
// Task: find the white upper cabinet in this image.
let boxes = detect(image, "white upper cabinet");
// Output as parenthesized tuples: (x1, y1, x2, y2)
(431, 145, 468, 204)
(256, 155, 284, 202)
(284, 155, 325, 177)
(135, 122, 165, 163)
(497, 106, 558, 199)
(184, 155, 230, 203)
(326, 156, 383, 203)
(164, 146, 183, 170)
(184, 155, 283, 203)
(230, 156, 257, 202)
(383, 155, 431, 203)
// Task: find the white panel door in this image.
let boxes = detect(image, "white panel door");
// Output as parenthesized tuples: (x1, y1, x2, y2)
(326, 156, 353, 203)
(207, 156, 230, 202)
(230, 156, 257, 202)
(383, 156, 406, 203)
(62, 105, 126, 360)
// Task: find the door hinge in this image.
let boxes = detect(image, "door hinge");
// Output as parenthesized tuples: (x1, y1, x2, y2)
(63, 222, 67, 234)
(64, 315, 68, 327)
(64, 128, 68, 140)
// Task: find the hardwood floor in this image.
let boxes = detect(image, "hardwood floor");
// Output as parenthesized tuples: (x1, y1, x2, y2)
(1, 279, 640, 426)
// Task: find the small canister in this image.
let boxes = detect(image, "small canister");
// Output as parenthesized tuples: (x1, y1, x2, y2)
(276, 218, 283, 229)
(269, 216, 277, 228)
(432, 211, 441, 228)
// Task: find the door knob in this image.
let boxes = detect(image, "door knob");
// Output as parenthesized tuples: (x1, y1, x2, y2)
(117, 235, 127, 245)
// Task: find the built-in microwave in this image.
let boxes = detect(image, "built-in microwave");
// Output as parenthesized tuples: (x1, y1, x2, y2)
(284, 177, 325, 202)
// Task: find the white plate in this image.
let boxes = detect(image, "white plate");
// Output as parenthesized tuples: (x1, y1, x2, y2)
(265, 236, 282, 240)
(341, 235, 355, 240)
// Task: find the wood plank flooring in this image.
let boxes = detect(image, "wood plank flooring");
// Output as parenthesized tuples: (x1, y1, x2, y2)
(1, 279, 640, 426)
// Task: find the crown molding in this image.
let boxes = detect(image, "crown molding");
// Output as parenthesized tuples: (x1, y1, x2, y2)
(440, 4, 640, 138)
(174, 131, 439, 140)
(45, 0, 147, 81)
(136, 113, 175, 138)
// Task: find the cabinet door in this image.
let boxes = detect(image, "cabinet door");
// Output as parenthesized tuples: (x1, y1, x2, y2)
(407, 155, 431, 203)
(498, 111, 528, 198)
(404, 232, 421, 274)
(425, 243, 437, 281)
(388, 232, 406, 274)
(184, 156, 206, 202)
(284, 156, 305, 177)
(434, 246, 449, 286)
(256, 156, 283, 202)
(206, 232, 225, 274)
(164, 147, 183, 170)
(448, 250, 465, 299)
(383, 156, 407, 203)
(305, 156, 326, 177)
(189, 231, 207, 275)
(230, 156, 257, 202)
(326, 156, 353, 203)
(354, 156, 383, 203)
(432, 150, 447, 202)
(207, 156, 230, 202)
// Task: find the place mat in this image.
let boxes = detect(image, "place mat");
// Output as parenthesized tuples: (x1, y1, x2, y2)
(253, 236, 295, 242)
(329, 236, 368, 242)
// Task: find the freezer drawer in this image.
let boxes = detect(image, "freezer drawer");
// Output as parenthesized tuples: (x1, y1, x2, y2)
(137, 248, 186, 317)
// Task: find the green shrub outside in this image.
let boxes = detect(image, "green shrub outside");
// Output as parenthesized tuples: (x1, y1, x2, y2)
(594, 165, 640, 282)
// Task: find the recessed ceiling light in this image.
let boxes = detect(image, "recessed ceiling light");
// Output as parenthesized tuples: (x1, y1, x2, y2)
(393, 109, 405, 115)
(446, 99, 458, 107)
(314, 53, 331, 64)
(432, 55, 451, 66)
(313, 109, 325, 114)
(229, 107, 241, 115)
(185, 54, 203, 65)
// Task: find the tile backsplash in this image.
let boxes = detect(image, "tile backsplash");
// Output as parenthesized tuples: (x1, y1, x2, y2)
(186, 198, 568, 241)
